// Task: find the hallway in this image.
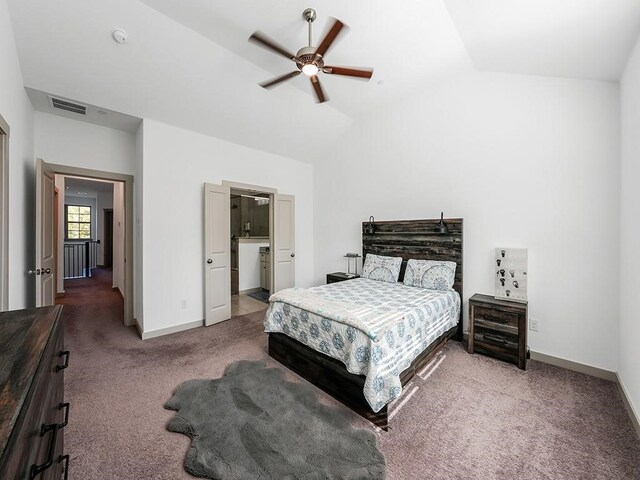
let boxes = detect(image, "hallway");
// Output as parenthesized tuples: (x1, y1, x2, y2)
(57, 268, 124, 326)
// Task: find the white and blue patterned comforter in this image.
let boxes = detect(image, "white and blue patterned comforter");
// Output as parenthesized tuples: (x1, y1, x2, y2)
(264, 277, 460, 412)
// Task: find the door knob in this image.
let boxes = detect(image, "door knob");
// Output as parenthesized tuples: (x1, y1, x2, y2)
(290, 253, 295, 258)
(44, 268, 51, 275)
(207, 259, 213, 264)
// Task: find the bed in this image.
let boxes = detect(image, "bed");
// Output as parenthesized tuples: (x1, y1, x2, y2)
(265, 218, 463, 430)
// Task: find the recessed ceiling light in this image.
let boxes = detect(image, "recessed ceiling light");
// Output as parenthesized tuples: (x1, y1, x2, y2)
(112, 29, 128, 44)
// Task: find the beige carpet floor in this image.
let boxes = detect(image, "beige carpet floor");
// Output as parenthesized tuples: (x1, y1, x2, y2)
(58, 269, 640, 479)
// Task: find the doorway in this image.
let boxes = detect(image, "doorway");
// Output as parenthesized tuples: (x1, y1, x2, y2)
(203, 181, 295, 326)
(230, 189, 271, 317)
(35, 159, 135, 326)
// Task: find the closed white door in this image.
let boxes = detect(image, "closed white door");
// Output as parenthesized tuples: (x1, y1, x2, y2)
(204, 183, 231, 326)
(272, 194, 295, 293)
(35, 158, 56, 307)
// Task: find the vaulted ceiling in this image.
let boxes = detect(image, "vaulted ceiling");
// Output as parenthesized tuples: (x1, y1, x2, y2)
(7, 0, 640, 162)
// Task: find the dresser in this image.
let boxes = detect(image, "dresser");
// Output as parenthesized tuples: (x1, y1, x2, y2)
(467, 294, 528, 370)
(0, 306, 69, 479)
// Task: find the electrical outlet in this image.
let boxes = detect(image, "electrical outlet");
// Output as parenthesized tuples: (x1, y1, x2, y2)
(180, 299, 187, 309)
(530, 317, 539, 332)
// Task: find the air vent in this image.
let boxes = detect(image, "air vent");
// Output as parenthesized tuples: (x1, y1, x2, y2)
(49, 96, 87, 115)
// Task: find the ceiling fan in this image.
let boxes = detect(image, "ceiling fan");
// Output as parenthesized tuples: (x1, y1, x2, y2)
(249, 8, 374, 104)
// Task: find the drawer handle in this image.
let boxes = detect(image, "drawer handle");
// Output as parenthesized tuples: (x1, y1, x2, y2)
(483, 334, 508, 345)
(56, 350, 70, 372)
(30, 423, 60, 478)
(59, 402, 70, 428)
(58, 454, 70, 480)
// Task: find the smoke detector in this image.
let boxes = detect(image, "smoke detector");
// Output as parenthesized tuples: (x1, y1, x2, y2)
(112, 29, 128, 44)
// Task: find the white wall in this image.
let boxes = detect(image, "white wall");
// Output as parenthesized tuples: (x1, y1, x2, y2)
(239, 240, 269, 292)
(315, 71, 620, 372)
(141, 119, 313, 333)
(34, 112, 134, 306)
(619, 35, 640, 422)
(1, 0, 35, 309)
(34, 112, 136, 175)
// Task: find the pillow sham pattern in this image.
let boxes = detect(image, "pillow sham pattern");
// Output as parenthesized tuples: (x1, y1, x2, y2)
(361, 254, 402, 283)
(403, 259, 457, 290)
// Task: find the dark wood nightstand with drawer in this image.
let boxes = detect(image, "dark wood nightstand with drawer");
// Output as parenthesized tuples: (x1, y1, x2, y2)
(326, 272, 360, 284)
(468, 293, 528, 370)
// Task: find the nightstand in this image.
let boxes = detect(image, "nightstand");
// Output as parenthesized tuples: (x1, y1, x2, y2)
(468, 293, 528, 370)
(326, 272, 360, 284)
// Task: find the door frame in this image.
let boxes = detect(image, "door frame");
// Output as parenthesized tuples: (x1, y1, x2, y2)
(221, 180, 277, 292)
(0, 114, 9, 311)
(103, 208, 114, 268)
(43, 161, 135, 326)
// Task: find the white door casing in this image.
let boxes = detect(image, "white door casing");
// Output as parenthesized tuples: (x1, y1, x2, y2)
(272, 194, 295, 293)
(204, 183, 231, 326)
(35, 158, 56, 307)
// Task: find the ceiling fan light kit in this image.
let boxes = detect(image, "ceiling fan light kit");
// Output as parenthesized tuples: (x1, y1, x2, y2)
(249, 8, 374, 103)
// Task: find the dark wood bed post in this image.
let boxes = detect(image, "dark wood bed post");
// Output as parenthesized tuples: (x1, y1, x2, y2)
(268, 218, 464, 430)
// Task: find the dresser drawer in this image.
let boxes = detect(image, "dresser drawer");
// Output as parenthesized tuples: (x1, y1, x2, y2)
(474, 306, 519, 331)
(473, 342, 519, 365)
(474, 326, 519, 352)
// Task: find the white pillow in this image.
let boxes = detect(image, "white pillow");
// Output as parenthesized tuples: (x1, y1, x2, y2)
(403, 259, 457, 290)
(361, 254, 403, 283)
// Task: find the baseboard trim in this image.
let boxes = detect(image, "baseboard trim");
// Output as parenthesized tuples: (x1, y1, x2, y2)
(140, 319, 203, 340)
(616, 374, 640, 440)
(239, 287, 261, 295)
(463, 333, 637, 437)
(530, 351, 617, 382)
(111, 286, 124, 300)
(134, 319, 143, 338)
(463, 333, 616, 382)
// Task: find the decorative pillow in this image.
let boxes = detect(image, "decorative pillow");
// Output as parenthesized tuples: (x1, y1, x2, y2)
(361, 254, 403, 283)
(403, 259, 457, 290)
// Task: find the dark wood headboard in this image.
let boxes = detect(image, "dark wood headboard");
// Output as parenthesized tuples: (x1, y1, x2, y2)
(362, 218, 463, 341)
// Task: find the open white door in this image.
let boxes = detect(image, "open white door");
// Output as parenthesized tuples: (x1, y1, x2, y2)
(35, 158, 56, 307)
(204, 183, 231, 326)
(272, 194, 295, 293)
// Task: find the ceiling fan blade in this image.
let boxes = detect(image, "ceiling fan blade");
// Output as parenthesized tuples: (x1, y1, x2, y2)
(310, 75, 327, 103)
(314, 18, 346, 58)
(249, 31, 298, 62)
(259, 71, 301, 89)
(323, 66, 374, 79)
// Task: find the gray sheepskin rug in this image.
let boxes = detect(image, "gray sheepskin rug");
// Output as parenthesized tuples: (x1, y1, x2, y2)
(164, 360, 386, 480)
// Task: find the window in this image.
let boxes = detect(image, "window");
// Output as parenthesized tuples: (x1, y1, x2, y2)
(65, 205, 92, 239)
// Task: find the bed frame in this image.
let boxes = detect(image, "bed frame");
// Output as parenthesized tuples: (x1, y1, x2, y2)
(268, 218, 464, 430)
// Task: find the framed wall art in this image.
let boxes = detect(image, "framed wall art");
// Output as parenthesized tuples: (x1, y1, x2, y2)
(495, 248, 527, 303)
